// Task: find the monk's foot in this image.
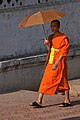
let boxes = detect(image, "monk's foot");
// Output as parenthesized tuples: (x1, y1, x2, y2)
(29, 101, 42, 108)
(58, 102, 72, 107)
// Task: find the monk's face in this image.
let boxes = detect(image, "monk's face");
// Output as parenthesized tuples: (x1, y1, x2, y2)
(50, 21, 60, 33)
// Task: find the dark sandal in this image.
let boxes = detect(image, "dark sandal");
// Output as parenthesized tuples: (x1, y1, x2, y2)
(29, 101, 42, 108)
(58, 102, 72, 107)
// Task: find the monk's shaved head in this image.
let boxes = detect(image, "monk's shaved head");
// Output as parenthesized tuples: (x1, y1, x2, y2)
(51, 20, 60, 27)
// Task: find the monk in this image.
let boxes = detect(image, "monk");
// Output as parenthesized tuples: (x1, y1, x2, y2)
(30, 19, 71, 107)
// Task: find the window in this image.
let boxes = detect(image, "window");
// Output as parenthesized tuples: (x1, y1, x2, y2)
(15, 0, 19, 2)
(7, 0, 11, 3)
(38, 0, 40, 3)
(0, 0, 3, 5)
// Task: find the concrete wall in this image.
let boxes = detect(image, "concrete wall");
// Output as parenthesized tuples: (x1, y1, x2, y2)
(0, 46, 80, 93)
(0, 0, 80, 60)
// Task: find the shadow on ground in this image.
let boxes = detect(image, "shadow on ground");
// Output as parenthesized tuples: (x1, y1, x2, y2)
(71, 100, 80, 106)
(42, 100, 80, 108)
(62, 116, 80, 120)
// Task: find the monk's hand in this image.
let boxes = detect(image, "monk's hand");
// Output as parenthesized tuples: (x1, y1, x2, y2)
(52, 63, 58, 70)
(44, 39, 49, 44)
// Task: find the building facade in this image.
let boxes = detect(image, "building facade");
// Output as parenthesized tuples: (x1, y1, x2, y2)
(0, 0, 80, 93)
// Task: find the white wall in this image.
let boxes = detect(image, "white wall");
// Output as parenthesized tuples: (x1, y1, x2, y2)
(0, 0, 80, 60)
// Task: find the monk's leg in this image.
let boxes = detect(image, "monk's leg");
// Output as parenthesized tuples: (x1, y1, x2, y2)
(64, 89, 70, 103)
(58, 89, 71, 107)
(29, 93, 44, 107)
(37, 93, 44, 104)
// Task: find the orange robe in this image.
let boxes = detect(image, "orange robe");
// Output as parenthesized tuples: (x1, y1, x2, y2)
(38, 33, 70, 96)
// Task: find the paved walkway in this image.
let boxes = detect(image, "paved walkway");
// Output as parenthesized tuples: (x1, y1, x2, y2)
(0, 90, 80, 120)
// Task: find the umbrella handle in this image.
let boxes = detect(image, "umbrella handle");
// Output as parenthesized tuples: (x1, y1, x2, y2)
(42, 24, 47, 39)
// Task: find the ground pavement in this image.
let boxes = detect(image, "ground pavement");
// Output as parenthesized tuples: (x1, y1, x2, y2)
(0, 90, 80, 120)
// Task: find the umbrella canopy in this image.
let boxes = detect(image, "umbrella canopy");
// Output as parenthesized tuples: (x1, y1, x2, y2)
(18, 9, 66, 28)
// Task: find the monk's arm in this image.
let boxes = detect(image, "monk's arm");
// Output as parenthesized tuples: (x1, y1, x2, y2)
(52, 55, 63, 70)
(55, 55, 63, 65)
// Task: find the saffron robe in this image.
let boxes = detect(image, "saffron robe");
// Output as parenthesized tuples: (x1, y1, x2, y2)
(38, 33, 70, 96)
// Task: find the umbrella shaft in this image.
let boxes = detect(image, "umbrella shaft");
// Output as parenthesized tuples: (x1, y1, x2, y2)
(42, 24, 47, 39)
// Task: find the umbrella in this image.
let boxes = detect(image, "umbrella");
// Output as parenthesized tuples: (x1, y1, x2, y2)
(17, 9, 66, 37)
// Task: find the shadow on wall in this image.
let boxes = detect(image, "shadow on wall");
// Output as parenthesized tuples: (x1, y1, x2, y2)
(0, 89, 36, 95)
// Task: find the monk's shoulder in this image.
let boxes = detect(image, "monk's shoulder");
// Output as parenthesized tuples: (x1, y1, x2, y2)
(61, 33, 69, 41)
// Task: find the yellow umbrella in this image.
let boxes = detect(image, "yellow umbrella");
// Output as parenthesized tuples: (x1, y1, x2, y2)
(18, 9, 66, 28)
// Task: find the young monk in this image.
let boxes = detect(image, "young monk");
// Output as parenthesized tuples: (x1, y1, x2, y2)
(30, 19, 71, 107)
